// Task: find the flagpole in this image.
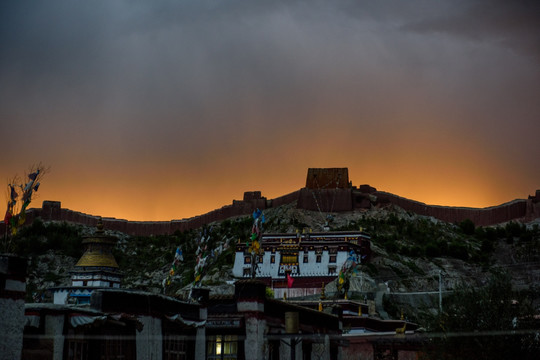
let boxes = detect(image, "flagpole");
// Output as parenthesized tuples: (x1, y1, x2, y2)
(3, 224, 7, 251)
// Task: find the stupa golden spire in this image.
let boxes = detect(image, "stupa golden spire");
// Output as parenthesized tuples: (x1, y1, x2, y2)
(75, 217, 119, 268)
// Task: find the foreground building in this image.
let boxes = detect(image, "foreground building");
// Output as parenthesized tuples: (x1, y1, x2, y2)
(23, 289, 205, 360)
(290, 298, 422, 360)
(23, 280, 347, 360)
(205, 279, 343, 360)
(21, 283, 426, 360)
(0, 254, 27, 360)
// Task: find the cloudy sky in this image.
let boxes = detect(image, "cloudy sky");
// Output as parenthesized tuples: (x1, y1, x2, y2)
(2, 0, 539, 221)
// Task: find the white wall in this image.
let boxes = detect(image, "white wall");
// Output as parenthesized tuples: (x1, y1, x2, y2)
(136, 316, 162, 360)
(53, 289, 69, 304)
(45, 314, 65, 360)
(233, 249, 353, 279)
(0, 298, 25, 360)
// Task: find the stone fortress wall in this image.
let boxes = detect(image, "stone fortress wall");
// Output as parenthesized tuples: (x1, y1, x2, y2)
(4, 167, 539, 236)
(19, 190, 302, 236)
(367, 189, 540, 226)
(11, 187, 539, 237)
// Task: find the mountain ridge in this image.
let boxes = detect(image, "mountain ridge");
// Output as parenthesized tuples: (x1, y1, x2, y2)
(16, 199, 540, 322)
(10, 184, 540, 236)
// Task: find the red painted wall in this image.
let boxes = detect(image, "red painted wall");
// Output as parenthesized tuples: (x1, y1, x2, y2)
(3, 186, 538, 236)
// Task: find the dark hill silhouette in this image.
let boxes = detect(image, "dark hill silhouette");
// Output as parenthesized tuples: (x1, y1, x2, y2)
(10, 184, 539, 236)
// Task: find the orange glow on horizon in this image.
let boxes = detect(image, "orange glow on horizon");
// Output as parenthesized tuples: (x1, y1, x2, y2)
(28, 168, 535, 222)
(4, 118, 537, 222)
(2, 1, 540, 223)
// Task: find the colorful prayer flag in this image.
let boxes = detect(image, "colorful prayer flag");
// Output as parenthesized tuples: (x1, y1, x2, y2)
(4, 210, 12, 225)
(18, 210, 26, 226)
(287, 273, 294, 288)
(28, 170, 39, 181)
(175, 247, 183, 261)
(253, 208, 262, 219)
(10, 186, 17, 201)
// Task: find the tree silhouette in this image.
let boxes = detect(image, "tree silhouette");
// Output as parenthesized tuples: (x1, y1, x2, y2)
(3, 163, 48, 252)
(424, 271, 539, 359)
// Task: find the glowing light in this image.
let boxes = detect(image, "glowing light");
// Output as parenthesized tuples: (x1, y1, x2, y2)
(216, 336, 222, 355)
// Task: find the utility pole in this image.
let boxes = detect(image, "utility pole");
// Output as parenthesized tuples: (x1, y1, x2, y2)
(439, 270, 443, 313)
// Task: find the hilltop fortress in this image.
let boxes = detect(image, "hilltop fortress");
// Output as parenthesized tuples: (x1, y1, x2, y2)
(13, 168, 540, 236)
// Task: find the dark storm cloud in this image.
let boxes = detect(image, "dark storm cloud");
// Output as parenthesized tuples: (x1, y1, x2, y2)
(2, 0, 387, 149)
(402, 0, 540, 60)
(1, 0, 539, 219)
(2, 0, 538, 141)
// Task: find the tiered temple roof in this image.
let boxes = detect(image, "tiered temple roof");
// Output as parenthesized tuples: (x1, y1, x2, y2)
(75, 217, 119, 269)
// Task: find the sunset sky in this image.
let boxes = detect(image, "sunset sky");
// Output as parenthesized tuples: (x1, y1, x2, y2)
(2, 0, 539, 221)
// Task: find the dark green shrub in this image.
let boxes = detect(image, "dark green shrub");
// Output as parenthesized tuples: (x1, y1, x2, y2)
(364, 263, 378, 276)
(448, 242, 469, 260)
(505, 221, 522, 238)
(408, 245, 422, 257)
(436, 240, 448, 254)
(12, 220, 81, 257)
(404, 260, 425, 275)
(484, 227, 498, 241)
(384, 240, 398, 253)
(480, 238, 495, 253)
(425, 242, 441, 258)
(458, 219, 475, 235)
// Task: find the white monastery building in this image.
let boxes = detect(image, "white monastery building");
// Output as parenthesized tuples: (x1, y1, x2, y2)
(232, 230, 371, 298)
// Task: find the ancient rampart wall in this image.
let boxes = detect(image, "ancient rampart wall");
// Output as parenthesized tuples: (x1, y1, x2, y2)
(297, 188, 353, 212)
(268, 190, 301, 208)
(305, 168, 349, 189)
(17, 190, 297, 236)
(370, 191, 536, 226)
(3, 188, 538, 237)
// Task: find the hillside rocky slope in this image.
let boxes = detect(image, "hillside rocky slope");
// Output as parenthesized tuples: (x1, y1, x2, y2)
(11, 200, 540, 321)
